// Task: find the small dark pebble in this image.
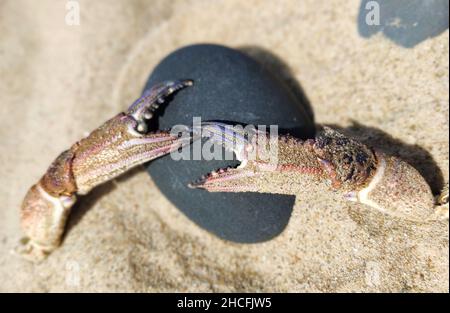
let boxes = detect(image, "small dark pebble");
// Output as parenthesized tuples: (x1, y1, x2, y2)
(145, 44, 314, 243)
(358, 0, 449, 48)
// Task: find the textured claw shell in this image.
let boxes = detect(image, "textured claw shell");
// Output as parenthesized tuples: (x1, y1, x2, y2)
(357, 153, 435, 221)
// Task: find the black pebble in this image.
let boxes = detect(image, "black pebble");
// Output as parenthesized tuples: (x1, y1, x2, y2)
(145, 44, 314, 243)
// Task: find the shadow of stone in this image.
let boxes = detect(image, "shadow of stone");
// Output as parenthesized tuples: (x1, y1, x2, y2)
(328, 121, 444, 195)
(358, 0, 449, 48)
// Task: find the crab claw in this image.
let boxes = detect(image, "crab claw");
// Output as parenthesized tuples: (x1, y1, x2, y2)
(188, 122, 322, 194)
(127, 79, 193, 133)
(188, 122, 254, 191)
(188, 123, 441, 222)
(19, 80, 193, 260)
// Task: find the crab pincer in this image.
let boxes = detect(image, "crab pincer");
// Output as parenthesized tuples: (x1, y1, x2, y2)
(19, 79, 193, 260)
(189, 122, 448, 221)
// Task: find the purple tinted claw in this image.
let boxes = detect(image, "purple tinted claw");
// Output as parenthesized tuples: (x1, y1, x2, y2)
(188, 122, 280, 192)
(19, 80, 193, 260)
(191, 122, 254, 162)
(127, 79, 193, 133)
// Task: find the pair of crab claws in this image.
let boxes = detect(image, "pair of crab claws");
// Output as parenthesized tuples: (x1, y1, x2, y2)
(129, 80, 250, 180)
(18, 79, 448, 261)
(128, 80, 251, 190)
(126, 81, 250, 189)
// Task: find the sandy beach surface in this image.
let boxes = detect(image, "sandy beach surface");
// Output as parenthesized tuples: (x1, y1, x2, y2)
(0, 0, 448, 292)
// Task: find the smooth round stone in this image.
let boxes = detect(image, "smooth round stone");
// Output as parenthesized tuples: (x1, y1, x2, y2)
(145, 44, 314, 243)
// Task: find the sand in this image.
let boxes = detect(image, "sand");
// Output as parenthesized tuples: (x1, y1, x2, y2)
(0, 0, 448, 292)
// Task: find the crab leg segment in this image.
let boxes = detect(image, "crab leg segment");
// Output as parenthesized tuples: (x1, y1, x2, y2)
(20, 80, 193, 260)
